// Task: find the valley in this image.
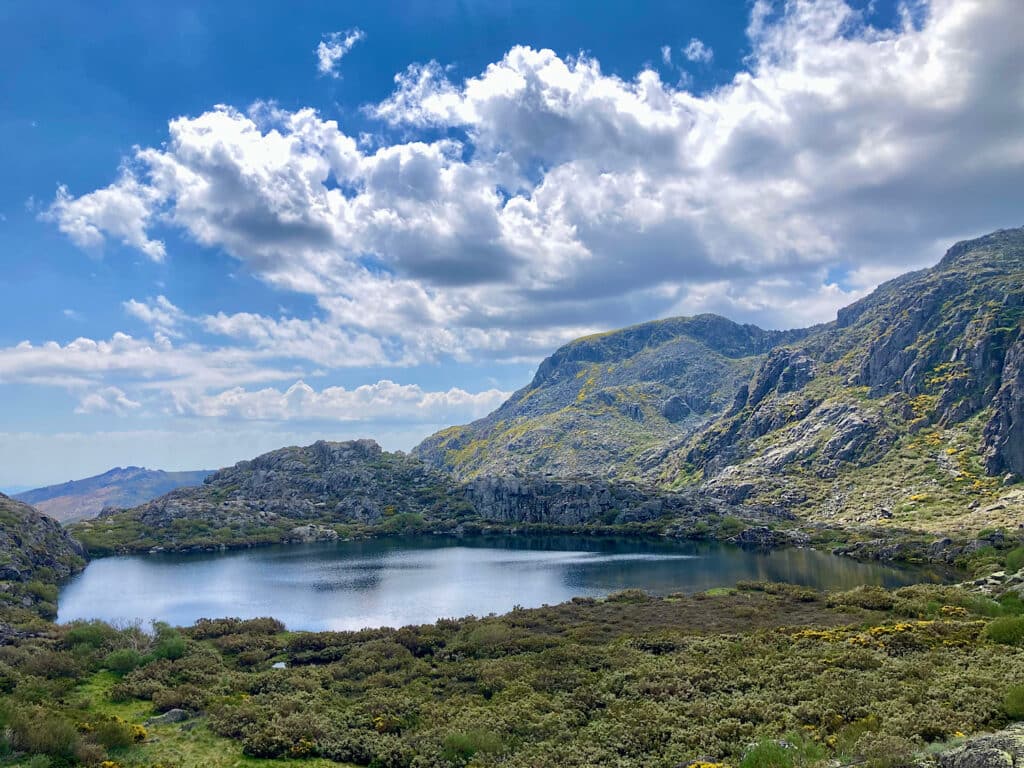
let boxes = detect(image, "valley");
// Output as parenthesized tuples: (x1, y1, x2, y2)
(0, 229, 1023, 768)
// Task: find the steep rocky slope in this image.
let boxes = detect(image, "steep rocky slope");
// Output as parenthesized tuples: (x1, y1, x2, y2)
(71, 228, 1024, 551)
(73, 439, 740, 554)
(0, 494, 86, 582)
(669, 228, 1024, 533)
(414, 315, 808, 480)
(416, 228, 1024, 536)
(15, 466, 212, 523)
(0, 493, 87, 619)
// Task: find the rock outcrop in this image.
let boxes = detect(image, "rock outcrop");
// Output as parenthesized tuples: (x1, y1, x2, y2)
(74, 440, 751, 553)
(937, 724, 1024, 768)
(985, 333, 1024, 477)
(0, 494, 86, 583)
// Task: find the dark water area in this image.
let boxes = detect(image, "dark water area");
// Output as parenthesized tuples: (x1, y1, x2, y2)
(58, 535, 952, 631)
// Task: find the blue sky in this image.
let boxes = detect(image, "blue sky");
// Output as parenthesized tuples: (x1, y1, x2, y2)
(0, 0, 1021, 488)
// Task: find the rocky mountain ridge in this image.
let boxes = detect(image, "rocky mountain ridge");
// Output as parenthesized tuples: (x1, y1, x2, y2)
(0, 493, 87, 619)
(75, 439, 750, 554)
(419, 228, 1024, 535)
(667, 228, 1024, 533)
(71, 228, 1024, 552)
(414, 314, 809, 480)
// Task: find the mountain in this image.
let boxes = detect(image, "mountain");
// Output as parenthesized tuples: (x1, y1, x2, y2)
(73, 228, 1024, 552)
(414, 315, 809, 479)
(15, 466, 213, 523)
(0, 493, 86, 617)
(667, 228, 1024, 534)
(418, 228, 1024, 536)
(71, 439, 736, 554)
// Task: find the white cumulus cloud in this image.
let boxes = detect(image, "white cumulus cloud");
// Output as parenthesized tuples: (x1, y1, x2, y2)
(43, 0, 1024, 352)
(316, 28, 365, 78)
(682, 38, 713, 64)
(176, 379, 509, 423)
(75, 386, 142, 415)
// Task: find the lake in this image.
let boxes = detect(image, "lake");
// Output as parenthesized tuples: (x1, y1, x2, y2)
(58, 535, 950, 631)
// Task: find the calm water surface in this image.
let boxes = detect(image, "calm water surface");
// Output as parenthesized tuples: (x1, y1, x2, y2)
(58, 535, 950, 631)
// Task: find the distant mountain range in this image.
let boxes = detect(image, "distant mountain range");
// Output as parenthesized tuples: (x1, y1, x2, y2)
(15, 466, 212, 523)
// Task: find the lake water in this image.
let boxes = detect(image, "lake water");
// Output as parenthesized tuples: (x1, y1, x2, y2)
(58, 535, 950, 631)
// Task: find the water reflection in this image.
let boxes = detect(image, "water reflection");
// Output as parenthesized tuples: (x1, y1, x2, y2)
(57, 535, 952, 632)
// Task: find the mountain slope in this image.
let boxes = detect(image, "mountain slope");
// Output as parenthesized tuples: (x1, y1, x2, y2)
(414, 228, 1024, 536)
(15, 466, 213, 523)
(668, 228, 1024, 533)
(71, 439, 742, 554)
(0, 493, 87, 618)
(414, 315, 809, 480)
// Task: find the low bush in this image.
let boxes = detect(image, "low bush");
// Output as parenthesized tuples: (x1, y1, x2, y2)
(1003, 685, 1024, 719)
(1005, 546, 1024, 574)
(441, 729, 504, 765)
(984, 616, 1024, 646)
(105, 648, 144, 675)
(740, 739, 794, 768)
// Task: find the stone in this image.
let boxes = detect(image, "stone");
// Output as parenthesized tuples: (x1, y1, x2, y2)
(937, 725, 1024, 768)
(146, 709, 191, 727)
(661, 395, 692, 423)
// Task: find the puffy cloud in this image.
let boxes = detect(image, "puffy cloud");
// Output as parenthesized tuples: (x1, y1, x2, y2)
(45, 0, 1024, 345)
(42, 175, 166, 261)
(316, 28, 365, 78)
(176, 379, 509, 423)
(682, 38, 713, 63)
(124, 295, 187, 337)
(661, 45, 672, 65)
(75, 386, 141, 415)
(0, 332, 297, 392)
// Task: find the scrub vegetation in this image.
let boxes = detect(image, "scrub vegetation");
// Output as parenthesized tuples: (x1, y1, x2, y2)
(2, 582, 1024, 767)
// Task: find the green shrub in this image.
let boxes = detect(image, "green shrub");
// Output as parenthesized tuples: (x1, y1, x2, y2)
(719, 516, 747, 537)
(92, 716, 136, 748)
(854, 733, 917, 768)
(63, 620, 117, 649)
(105, 648, 144, 675)
(152, 624, 186, 660)
(827, 586, 896, 611)
(1004, 685, 1024, 719)
(25, 581, 58, 603)
(22, 650, 82, 679)
(1005, 546, 1024, 574)
(442, 729, 504, 765)
(740, 739, 794, 768)
(985, 616, 1024, 645)
(11, 710, 78, 758)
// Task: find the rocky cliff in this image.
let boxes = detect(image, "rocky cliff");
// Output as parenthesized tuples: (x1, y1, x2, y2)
(15, 466, 212, 523)
(73, 439, 742, 553)
(0, 493, 87, 619)
(414, 314, 808, 480)
(0, 494, 86, 583)
(668, 228, 1024, 533)
(418, 228, 1024, 536)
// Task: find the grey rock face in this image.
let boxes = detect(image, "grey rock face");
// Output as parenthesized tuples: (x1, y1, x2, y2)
(661, 395, 692, 422)
(463, 475, 723, 526)
(985, 333, 1024, 476)
(938, 725, 1024, 768)
(0, 494, 86, 583)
